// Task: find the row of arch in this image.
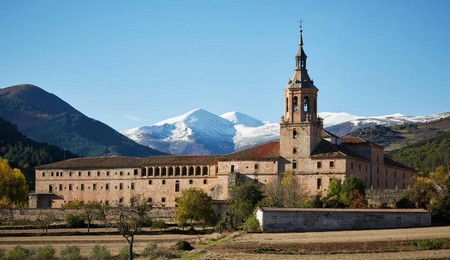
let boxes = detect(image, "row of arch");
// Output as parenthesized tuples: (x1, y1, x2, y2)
(286, 96, 316, 114)
(140, 166, 209, 177)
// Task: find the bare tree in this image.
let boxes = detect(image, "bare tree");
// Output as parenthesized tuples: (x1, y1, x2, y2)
(36, 211, 56, 235)
(82, 201, 102, 232)
(114, 195, 152, 260)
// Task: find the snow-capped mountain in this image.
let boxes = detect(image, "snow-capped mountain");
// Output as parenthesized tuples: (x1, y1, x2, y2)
(121, 109, 450, 155)
(320, 111, 450, 137)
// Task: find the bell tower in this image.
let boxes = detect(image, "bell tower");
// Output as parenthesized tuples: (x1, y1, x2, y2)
(280, 27, 322, 172)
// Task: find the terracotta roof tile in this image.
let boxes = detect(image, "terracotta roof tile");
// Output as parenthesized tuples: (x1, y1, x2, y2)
(221, 141, 280, 161)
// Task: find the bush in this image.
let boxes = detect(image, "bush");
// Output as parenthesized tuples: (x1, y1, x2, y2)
(90, 245, 111, 260)
(0, 248, 5, 259)
(242, 215, 262, 232)
(152, 219, 167, 232)
(65, 213, 85, 228)
(60, 245, 81, 260)
(36, 245, 56, 260)
(7, 245, 35, 260)
(141, 243, 158, 258)
(119, 245, 130, 260)
(175, 240, 194, 251)
(396, 197, 416, 208)
(412, 239, 444, 250)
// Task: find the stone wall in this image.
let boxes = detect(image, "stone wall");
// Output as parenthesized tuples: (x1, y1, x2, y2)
(366, 189, 405, 208)
(256, 207, 431, 233)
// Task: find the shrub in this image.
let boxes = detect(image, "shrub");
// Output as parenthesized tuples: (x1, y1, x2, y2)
(412, 239, 444, 250)
(175, 240, 194, 251)
(60, 245, 81, 260)
(140, 243, 158, 258)
(119, 245, 130, 260)
(65, 213, 85, 228)
(152, 219, 167, 232)
(7, 245, 35, 260)
(0, 248, 5, 259)
(396, 197, 416, 208)
(36, 245, 56, 260)
(242, 215, 262, 232)
(90, 245, 111, 260)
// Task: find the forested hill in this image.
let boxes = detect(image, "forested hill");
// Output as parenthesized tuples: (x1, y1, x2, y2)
(389, 131, 450, 173)
(0, 84, 166, 157)
(0, 117, 78, 188)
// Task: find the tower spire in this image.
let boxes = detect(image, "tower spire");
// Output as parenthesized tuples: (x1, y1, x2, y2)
(299, 19, 304, 47)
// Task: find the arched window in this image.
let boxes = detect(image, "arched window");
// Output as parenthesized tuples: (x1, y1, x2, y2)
(293, 129, 298, 138)
(148, 167, 153, 176)
(182, 167, 187, 176)
(141, 167, 146, 177)
(293, 96, 298, 112)
(196, 166, 201, 176)
(175, 167, 181, 176)
(303, 97, 309, 112)
(189, 180, 193, 185)
(155, 167, 160, 176)
(175, 180, 180, 192)
(189, 166, 194, 176)
(168, 167, 174, 176)
(292, 160, 297, 169)
(203, 166, 208, 176)
(161, 167, 167, 176)
(286, 98, 288, 112)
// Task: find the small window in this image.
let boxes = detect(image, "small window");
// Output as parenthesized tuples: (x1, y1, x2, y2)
(93, 184, 97, 191)
(59, 184, 63, 190)
(51, 172, 54, 177)
(119, 197, 123, 203)
(329, 161, 334, 168)
(203, 179, 207, 184)
(105, 201, 109, 205)
(162, 180, 166, 185)
(97, 171, 100, 176)
(148, 198, 153, 203)
(120, 171, 123, 176)
(42, 172, 46, 177)
(351, 162, 354, 169)
(254, 164, 259, 170)
(317, 178, 322, 189)
(293, 129, 298, 138)
(88, 171, 91, 176)
(293, 148, 297, 154)
(293, 96, 298, 112)
(292, 161, 297, 169)
(148, 180, 152, 185)
(69, 184, 72, 191)
(231, 165, 235, 173)
(119, 183, 123, 190)
(105, 183, 109, 190)
(161, 198, 166, 203)
(175, 180, 180, 192)
(317, 162, 322, 168)
(131, 183, 135, 190)
(106, 171, 110, 176)
(78, 172, 81, 177)
(189, 180, 193, 185)
(69, 172, 72, 177)
(134, 169, 138, 176)
(81, 184, 85, 191)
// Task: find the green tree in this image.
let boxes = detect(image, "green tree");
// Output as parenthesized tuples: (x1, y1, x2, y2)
(114, 195, 151, 260)
(228, 182, 263, 229)
(324, 177, 367, 208)
(176, 187, 214, 230)
(260, 172, 306, 208)
(82, 201, 102, 232)
(0, 158, 28, 207)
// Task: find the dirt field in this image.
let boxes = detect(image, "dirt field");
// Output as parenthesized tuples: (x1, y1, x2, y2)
(1, 226, 450, 259)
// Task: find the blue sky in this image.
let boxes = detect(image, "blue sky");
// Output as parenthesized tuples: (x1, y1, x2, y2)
(1, 1, 449, 130)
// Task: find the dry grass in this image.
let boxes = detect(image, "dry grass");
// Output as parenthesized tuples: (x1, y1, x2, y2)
(1, 226, 450, 259)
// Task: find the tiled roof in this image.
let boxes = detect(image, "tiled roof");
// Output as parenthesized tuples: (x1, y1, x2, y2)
(35, 157, 143, 170)
(140, 155, 220, 166)
(311, 140, 369, 161)
(341, 136, 384, 148)
(321, 129, 339, 138)
(384, 155, 416, 172)
(221, 141, 280, 161)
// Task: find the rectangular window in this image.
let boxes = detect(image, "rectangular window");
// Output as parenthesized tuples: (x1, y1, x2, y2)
(49, 185, 53, 193)
(105, 183, 109, 190)
(120, 171, 123, 176)
(51, 172, 54, 177)
(148, 180, 152, 185)
(42, 172, 45, 177)
(293, 148, 297, 154)
(69, 172, 72, 177)
(203, 179, 207, 184)
(93, 183, 97, 191)
(119, 183, 123, 190)
(134, 169, 138, 176)
(162, 180, 166, 185)
(59, 184, 63, 190)
(88, 171, 91, 176)
(105, 201, 109, 205)
(317, 162, 322, 168)
(317, 178, 322, 189)
(131, 183, 135, 190)
(97, 171, 100, 176)
(254, 164, 259, 170)
(329, 161, 334, 168)
(119, 197, 123, 203)
(161, 197, 166, 203)
(106, 171, 110, 176)
(231, 165, 235, 173)
(60, 172, 63, 177)
(148, 198, 153, 203)
(81, 184, 84, 191)
(69, 184, 72, 191)
(292, 162, 297, 169)
(78, 172, 81, 177)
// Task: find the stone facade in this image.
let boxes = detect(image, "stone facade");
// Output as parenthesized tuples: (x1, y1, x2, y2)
(32, 29, 417, 209)
(256, 207, 431, 232)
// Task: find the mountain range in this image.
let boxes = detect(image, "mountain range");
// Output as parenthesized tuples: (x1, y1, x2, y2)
(121, 108, 450, 155)
(0, 84, 165, 157)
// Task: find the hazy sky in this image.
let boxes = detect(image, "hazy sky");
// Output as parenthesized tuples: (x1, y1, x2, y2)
(1, 1, 449, 130)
